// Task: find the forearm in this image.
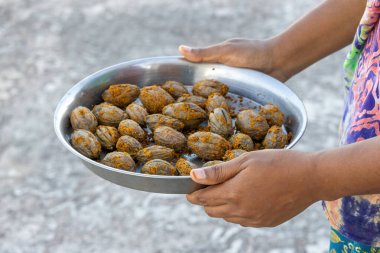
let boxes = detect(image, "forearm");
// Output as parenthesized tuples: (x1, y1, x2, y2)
(312, 136, 380, 201)
(269, 0, 366, 80)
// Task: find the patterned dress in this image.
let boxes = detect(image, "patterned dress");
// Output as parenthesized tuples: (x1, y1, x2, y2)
(324, 0, 380, 251)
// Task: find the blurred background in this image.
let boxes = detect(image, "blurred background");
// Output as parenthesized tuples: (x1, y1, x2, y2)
(0, 0, 348, 252)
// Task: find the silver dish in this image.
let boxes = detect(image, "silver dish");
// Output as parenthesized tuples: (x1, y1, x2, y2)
(54, 56, 307, 194)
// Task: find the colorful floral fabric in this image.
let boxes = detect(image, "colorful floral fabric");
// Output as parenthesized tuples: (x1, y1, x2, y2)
(329, 228, 380, 253)
(323, 0, 380, 247)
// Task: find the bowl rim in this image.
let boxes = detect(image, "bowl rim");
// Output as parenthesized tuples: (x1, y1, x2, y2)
(54, 56, 307, 180)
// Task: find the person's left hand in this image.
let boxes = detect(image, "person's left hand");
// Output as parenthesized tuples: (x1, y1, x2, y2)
(187, 149, 320, 227)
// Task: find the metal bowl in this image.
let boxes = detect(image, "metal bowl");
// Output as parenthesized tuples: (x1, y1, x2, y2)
(54, 56, 307, 194)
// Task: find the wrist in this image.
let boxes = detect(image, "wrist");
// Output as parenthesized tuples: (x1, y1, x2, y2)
(298, 151, 322, 203)
(308, 150, 343, 201)
(265, 36, 293, 82)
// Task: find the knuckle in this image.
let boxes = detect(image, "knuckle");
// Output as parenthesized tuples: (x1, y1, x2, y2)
(226, 190, 240, 201)
(189, 48, 203, 61)
(186, 194, 196, 204)
(206, 165, 224, 183)
(187, 193, 204, 205)
(238, 152, 253, 166)
(223, 218, 237, 224)
(197, 197, 207, 206)
(239, 151, 251, 160)
(204, 207, 216, 218)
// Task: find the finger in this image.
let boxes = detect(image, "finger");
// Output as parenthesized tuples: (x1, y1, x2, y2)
(224, 217, 265, 228)
(224, 217, 246, 224)
(178, 44, 226, 63)
(204, 205, 235, 218)
(186, 185, 228, 206)
(224, 217, 252, 227)
(190, 158, 243, 185)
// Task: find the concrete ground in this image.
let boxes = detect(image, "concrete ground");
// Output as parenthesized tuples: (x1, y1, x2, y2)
(0, 0, 349, 252)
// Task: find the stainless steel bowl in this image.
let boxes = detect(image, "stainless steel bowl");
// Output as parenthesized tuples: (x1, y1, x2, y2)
(54, 56, 307, 194)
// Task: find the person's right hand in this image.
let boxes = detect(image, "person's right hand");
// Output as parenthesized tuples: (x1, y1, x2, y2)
(178, 38, 290, 82)
(186, 149, 319, 228)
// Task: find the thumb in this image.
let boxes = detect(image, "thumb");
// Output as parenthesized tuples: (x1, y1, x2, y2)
(178, 44, 224, 63)
(190, 159, 243, 185)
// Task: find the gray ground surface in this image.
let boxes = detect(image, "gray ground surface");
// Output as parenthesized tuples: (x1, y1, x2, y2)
(0, 0, 349, 252)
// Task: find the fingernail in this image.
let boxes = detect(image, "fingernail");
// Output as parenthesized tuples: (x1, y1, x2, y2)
(192, 168, 206, 180)
(179, 45, 191, 53)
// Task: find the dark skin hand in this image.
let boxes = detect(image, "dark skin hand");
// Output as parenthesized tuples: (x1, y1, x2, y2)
(187, 136, 380, 227)
(182, 0, 370, 227)
(186, 150, 317, 227)
(179, 0, 366, 82)
(180, 39, 278, 80)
